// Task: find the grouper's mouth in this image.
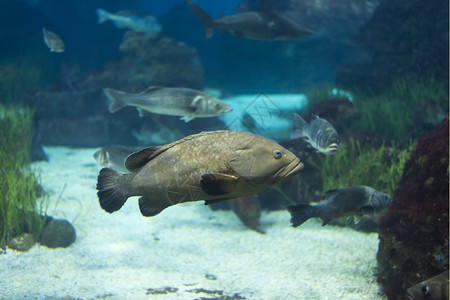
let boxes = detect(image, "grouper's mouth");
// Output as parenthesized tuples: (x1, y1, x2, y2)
(274, 157, 304, 178)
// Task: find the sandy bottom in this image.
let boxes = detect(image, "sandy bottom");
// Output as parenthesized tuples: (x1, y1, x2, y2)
(1, 147, 386, 300)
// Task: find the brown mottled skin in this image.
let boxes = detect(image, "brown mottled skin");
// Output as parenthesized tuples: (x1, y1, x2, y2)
(97, 130, 304, 217)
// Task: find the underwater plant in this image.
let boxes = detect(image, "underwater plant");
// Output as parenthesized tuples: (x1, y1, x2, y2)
(0, 104, 47, 251)
(351, 77, 448, 141)
(319, 140, 415, 197)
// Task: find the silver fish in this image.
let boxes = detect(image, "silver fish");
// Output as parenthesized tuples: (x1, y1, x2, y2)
(407, 271, 449, 300)
(42, 28, 65, 53)
(287, 186, 392, 227)
(185, 0, 313, 41)
(97, 130, 304, 217)
(93, 146, 136, 173)
(103, 86, 232, 122)
(292, 113, 340, 155)
(96, 8, 161, 33)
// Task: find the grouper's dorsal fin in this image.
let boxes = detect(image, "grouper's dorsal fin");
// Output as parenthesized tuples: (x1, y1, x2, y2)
(125, 131, 223, 171)
(125, 146, 167, 172)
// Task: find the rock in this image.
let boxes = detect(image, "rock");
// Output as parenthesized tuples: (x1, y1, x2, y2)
(377, 116, 449, 299)
(237, 0, 382, 40)
(76, 32, 204, 92)
(40, 219, 76, 248)
(337, 0, 449, 91)
(37, 117, 110, 147)
(24, 33, 204, 148)
(8, 233, 35, 252)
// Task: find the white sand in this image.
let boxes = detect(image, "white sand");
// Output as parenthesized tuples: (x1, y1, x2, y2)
(0, 147, 386, 299)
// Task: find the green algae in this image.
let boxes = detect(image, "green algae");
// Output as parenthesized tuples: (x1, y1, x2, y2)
(0, 104, 47, 251)
(319, 140, 415, 196)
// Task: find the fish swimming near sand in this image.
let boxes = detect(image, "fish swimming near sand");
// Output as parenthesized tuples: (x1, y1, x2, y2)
(93, 146, 136, 173)
(407, 271, 449, 300)
(230, 196, 265, 234)
(287, 186, 392, 227)
(185, 0, 313, 41)
(103, 86, 232, 122)
(42, 28, 65, 53)
(292, 113, 340, 155)
(96, 8, 161, 33)
(97, 130, 304, 217)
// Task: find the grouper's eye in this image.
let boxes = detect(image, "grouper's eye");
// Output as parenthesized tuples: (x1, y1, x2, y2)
(273, 150, 283, 159)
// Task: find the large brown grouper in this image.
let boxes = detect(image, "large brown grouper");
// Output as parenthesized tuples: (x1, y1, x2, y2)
(96, 130, 304, 217)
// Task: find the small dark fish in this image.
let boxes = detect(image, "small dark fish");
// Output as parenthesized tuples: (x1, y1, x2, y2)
(292, 113, 340, 155)
(93, 146, 136, 173)
(103, 86, 232, 122)
(230, 196, 265, 234)
(97, 8, 161, 33)
(97, 130, 304, 217)
(185, 0, 313, 41)
(407, 271, 449, 300)
(287, 186, 391, 227)
(42, 28, 65, 53)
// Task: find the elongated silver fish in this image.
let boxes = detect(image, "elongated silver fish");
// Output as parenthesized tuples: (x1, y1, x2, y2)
(292, 113, 340, 155)
(407, 271, 449, 300)
(42, 27, 65, 53)
(103, 86, 232, 122)
(97, 130, 304, 217)
(287, 186, 392, 227)
(93, 146, 136, 173)
(185, 0, 313, 41)
(96, 8, 161, 33)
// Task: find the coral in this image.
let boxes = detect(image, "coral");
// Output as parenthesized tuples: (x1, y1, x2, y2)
(377, 116, 449, 299)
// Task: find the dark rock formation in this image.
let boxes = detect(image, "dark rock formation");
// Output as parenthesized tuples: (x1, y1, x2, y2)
(337, 0, 449, 92)
(377, 116, 449, 299)
(237, 0, 382, 40)
(75, 32, 204, 92)
(24, 33, 204, 147)
(40, 218, 76, 248)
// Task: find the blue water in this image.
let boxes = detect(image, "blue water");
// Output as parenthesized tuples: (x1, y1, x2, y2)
(0, 1, 448, 299)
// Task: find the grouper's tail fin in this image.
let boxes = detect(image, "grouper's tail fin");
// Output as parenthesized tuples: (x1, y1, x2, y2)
(287, 204, 315, 227)
(97, 168, 128, 213)
(185, 0, 216, 38)
(103, 88, 127, 113)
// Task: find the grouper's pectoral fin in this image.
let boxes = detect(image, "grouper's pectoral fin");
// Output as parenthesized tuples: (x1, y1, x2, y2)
(200, 173, 238, 196)
(139, 196, 170, 217)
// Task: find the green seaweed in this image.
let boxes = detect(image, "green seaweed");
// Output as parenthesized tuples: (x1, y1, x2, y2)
(351, 77, 448, 141)
(319, 140, 415, 196)
(0, 104, 47, 251)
